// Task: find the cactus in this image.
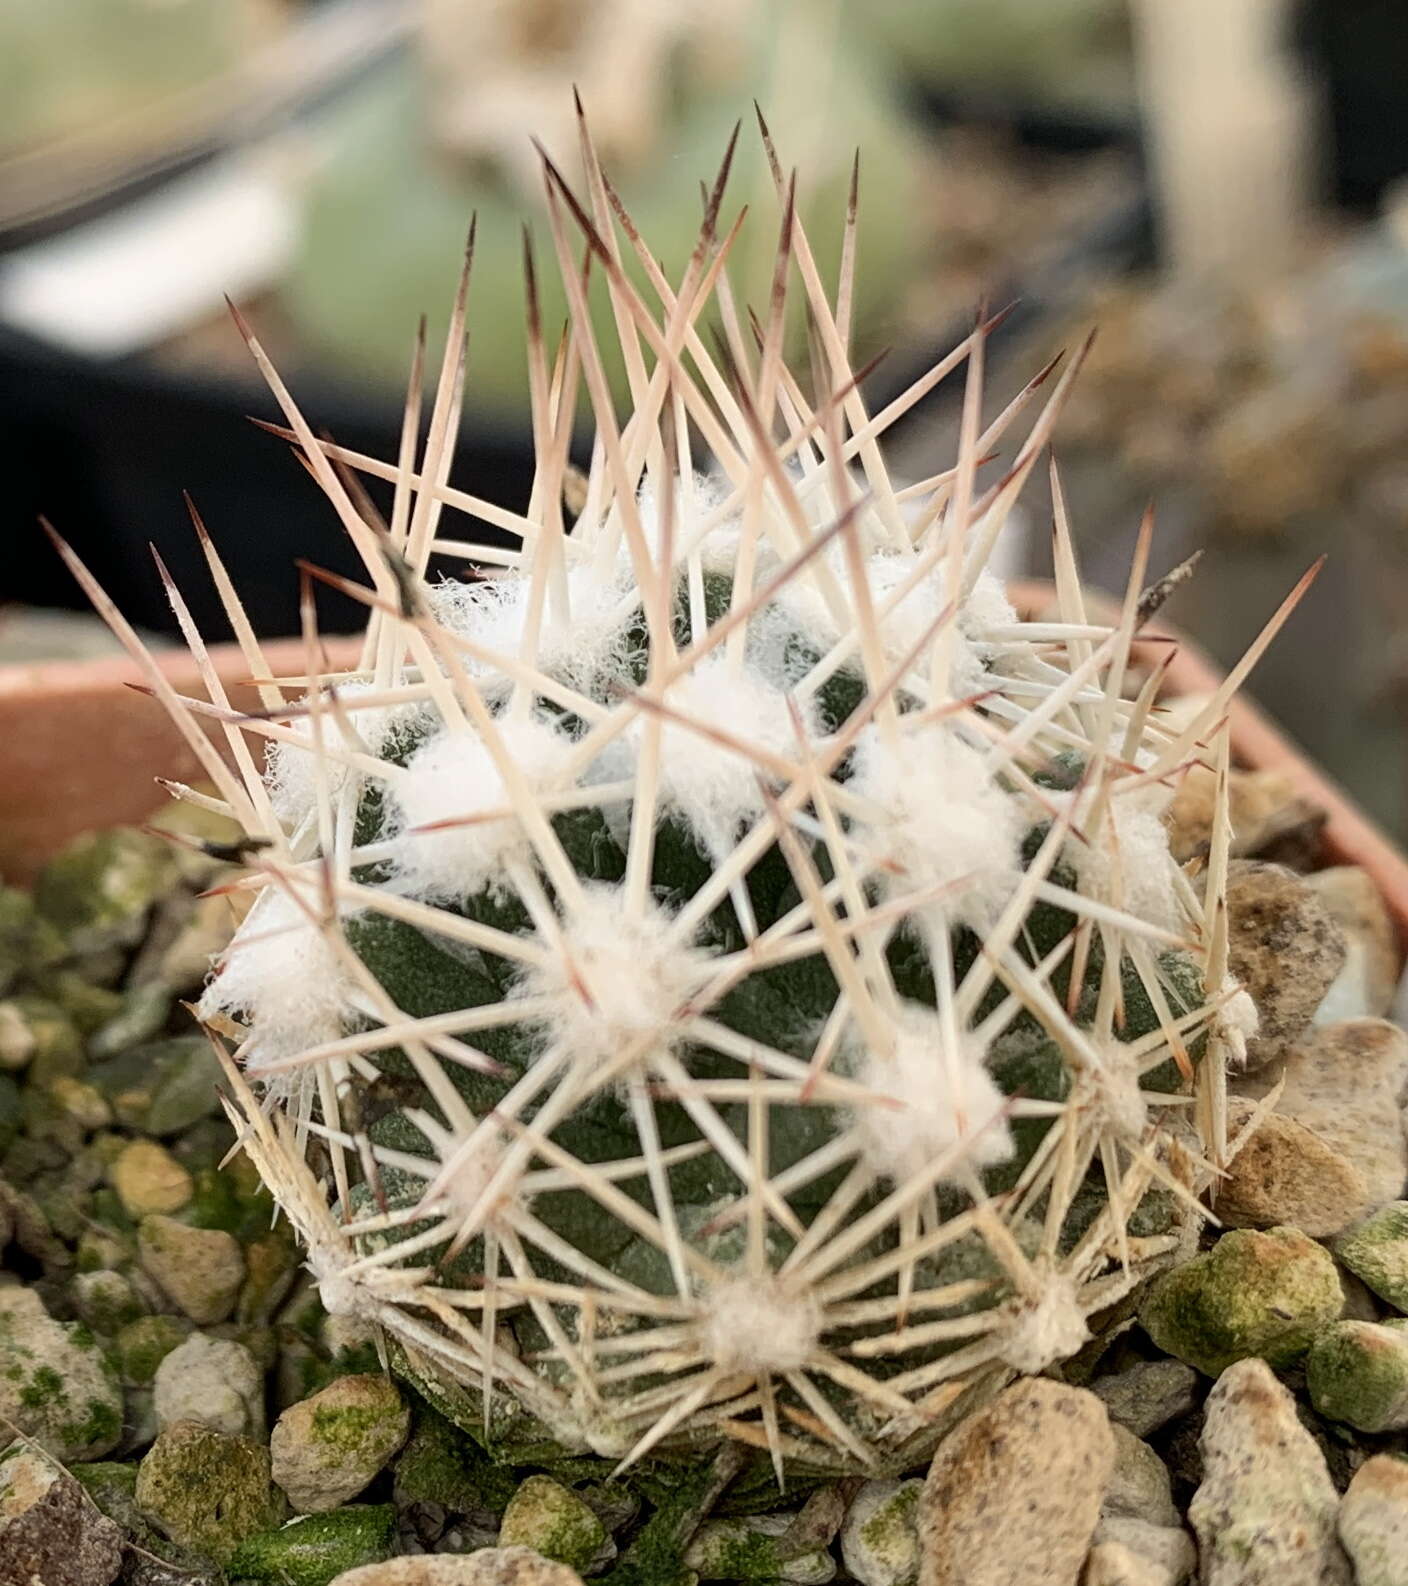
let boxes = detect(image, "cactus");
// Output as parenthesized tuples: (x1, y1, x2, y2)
(54, 109, 1299, 1479)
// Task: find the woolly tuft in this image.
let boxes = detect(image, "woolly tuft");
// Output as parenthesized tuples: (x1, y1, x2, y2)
(850, 721, 1023, 933)
(389, 714, 576, 901)
(852, 1005, 1014, 1183)
(429, 565, 644, 695)
(518, 884, 717, 1077)
(644, 654, 818, 859)
(198, 887, 358, 1071)
(997, 1269, 1090, 1374)
(699, 1277, 822, 1376)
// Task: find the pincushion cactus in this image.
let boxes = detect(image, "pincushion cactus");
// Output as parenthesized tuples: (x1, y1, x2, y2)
(55, 109, 1309, 1478)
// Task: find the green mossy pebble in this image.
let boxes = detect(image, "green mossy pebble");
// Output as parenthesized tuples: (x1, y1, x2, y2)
(135, 1419, 286, 1563)
(0, 994, 83, 1080)
(89, 980, 174, 1060)
(70, 1267, 144, 1334)
(226, 1504, 398, 1585)
(0, 1286, 124, 1460)
(839, 1480, 921, 1586)
(0, 884, 64, 995)
(271, 1372, 411, 1512)
(684, 1516, 838, 1583)
(115, 1312, 195, 1385)
(1305, 1319, 1408, 1432)
(499, 1474, 608, 1572)
(42, 968, 125, 1036)
(1333, 1201, 1408, 1314)
(33, 826, 177, 956)
(1138, 1226, 1343, 1376)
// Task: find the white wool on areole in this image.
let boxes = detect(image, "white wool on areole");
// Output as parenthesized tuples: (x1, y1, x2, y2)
(387, 714, 576, 902)
(428, 561, 642, 696)
(850, 720, 1023, 933)
(997, 1269, 1090, 1373)
(637, 652, 818, 859)
(957, 566, 1017, 677)
(518, 883, 717, 1075)
(635, 469, 749, 576)
(1059, 789, 1184, 935)
(198, 886, 359, 1072)
(698, 1276, 822, 1376)
(851, 1004, 1014, 1184)
(1218, 979, 1261, 1066)
(1091, 1048, 1150, 1141)
(770, 544, 1008, 702)
(264, 680, 405, 831)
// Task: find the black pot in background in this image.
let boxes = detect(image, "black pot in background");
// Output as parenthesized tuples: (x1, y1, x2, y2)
(1295, 0, 1408, 211)
(0, 325, 533, 640)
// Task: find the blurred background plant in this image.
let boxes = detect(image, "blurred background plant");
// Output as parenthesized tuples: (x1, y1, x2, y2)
(2, 0, 1408, 839)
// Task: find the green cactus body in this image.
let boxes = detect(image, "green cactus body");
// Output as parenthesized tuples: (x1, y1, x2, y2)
(66, 113, 1268, 1477)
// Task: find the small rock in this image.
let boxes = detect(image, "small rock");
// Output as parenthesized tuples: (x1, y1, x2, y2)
(225, 1505, 398, 1585)
(151, 893, 241, 994)
(1083, 1540, 1167, 1586)
(135, 1419, 284, 1563)
(114, 1314, 194, 1387)
(271, 1373, 411, 1513)
(840, 1479, 922, 1586)
(239, 1227, 300, 1324)
(1104, 1427, 1178, 1527)
(1137, 1226, 1343, 1376)
(1218, 1098, 1370, 1237)
(0, 994, 83, 1079)
(0, 1446, 125, 1586)
(1237, 1020, 1408, 1208)
(0, 1286, 124, 1460)
(89, 982, 174, 1061)
(112, 1141, 194, 1219)
(327, 1549, 586, 1586)
(34, 827, 178, 957)
(1189, 1357, 1350, 1585)
(49, 1075, 113, 1131)
(91, 1035, 222, 1136)
(1306, 1320, 1408, 1431)
(918, 1378, 1114, 1586)
(1091, 1359, 1199, 1438)
(1309, 867, 1399, 1024)
(71, 1269, 144, 1335)
(499, 1476, 608, 1574)
(0, 884, 65, 997)
(1226, 861, 1345, 1070)
(685, 1515, 837, 1582)
(1088, 1518, 1195, 1586)
(1337, 1454, 1408, 1586)
(154, 1332, 265, 1439)
(137, 1215, 244, 1325)
(1165, 764, 1313, 865)
(1334, 1200, 1408, 1313)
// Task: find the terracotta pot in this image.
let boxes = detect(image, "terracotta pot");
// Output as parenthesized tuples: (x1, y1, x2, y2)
(1008, 578, 1408, 960)
(0, 637, 361, 887)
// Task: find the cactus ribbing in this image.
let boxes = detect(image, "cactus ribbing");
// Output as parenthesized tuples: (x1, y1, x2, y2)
(56, 109, 1300, 1479)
